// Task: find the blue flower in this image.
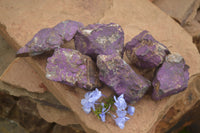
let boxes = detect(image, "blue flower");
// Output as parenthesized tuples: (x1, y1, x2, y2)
(115, 109, 129, 129)
(114, 94, 127, 111)
(115, 117, 130, 129)
(99, 103, 106, 122)
(116, 110, 127, 117)
(113, 94, 132, 129)
(99, 103, 112, 122)
(81, 101, 93, 114)
(127, 106, 135, 116)
(81, 88, 102, 114)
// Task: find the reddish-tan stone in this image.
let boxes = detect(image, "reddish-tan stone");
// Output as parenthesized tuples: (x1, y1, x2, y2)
(0, 58, 47, 93)
(0, 0, 200, 133)
(154, 0, 200, 25)
(37, 103, 78, 126)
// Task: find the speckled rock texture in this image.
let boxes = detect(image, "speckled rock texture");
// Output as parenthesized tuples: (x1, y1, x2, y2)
(16, 28, 63, 56)
(46, 48, 101, 90)
(74, 23, 124, 60)
(125, 30, 170, 69)
(17, 20, 83, 56)
(97, 54, 151, 103)
(53, 20, 84, 41)
(152, 53, 189, 100)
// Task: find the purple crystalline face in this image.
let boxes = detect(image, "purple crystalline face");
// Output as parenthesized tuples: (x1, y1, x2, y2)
(46, 48, 101, 90)
(53, 20, 84, 41)
(97, 54, 151, 103)
(74, 23, 124, 60)
(152, 53, 189, 100)
(17, 28, 64, 56)
(125, 30, 170, 69)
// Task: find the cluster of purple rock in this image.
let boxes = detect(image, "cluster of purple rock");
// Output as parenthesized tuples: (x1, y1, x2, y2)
(17, 20, 189, 103)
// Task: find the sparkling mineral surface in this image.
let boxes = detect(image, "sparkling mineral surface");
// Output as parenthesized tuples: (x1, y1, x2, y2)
(53, 20, 84, 41)
(125, 30, 170, 69)
(97, 54, 151, 103)
(152, 53, 189, 100)
(74, 23, 124, 60)
(46, 48, 101, 90)
(17, 28, 63, 56)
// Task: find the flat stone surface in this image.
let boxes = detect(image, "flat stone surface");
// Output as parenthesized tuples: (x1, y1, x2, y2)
(1, 58, 47, 93)
(0, 0, 200, 133)
(154, 0, 200, 25)
(37, 103, 78, 126)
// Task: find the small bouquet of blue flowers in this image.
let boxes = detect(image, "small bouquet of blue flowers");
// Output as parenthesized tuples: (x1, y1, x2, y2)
(81, 88, 135, 129)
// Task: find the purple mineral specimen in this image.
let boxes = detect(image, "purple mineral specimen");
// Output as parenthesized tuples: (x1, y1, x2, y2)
(74, 23, 124, 60)
(53, 20, 84, 41)
(97, 54, 151, 103)
(152, 53, 189, 100)
(46, 48, 101, 90)
(17, 20, 83, 56)
(125, 30, 170, 69)
(17, 28, 63, 56)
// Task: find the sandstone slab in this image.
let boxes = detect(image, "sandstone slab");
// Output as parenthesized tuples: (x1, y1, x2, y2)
(1, 58, 47, 93)
(37, 103, 78, 126)
(0, 0, 200, 133)
(154, 0, 200, 25)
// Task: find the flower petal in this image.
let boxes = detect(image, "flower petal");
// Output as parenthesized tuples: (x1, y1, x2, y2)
(116, 110, 127, 117)
(114, 94, 127, 111)
(82, 106, 91, 114)
(81, 88, 102, 114)
(115, 116, 130, 129)
(99, 113, 106, 122)
(127, 106, 135, 116)
(81, 99, 87, 105)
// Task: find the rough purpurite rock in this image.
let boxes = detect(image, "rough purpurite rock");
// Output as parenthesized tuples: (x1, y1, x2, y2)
(17, 20, 83, 56)
(125, 30, 170, 69)
(74, 23, 124, 60)
(97, 54, 151, 103)
(17, 28, 64, 56)
(46, 48, 101, 90)
(152, 53, 189, 100)
(53, 20, 84, 41)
